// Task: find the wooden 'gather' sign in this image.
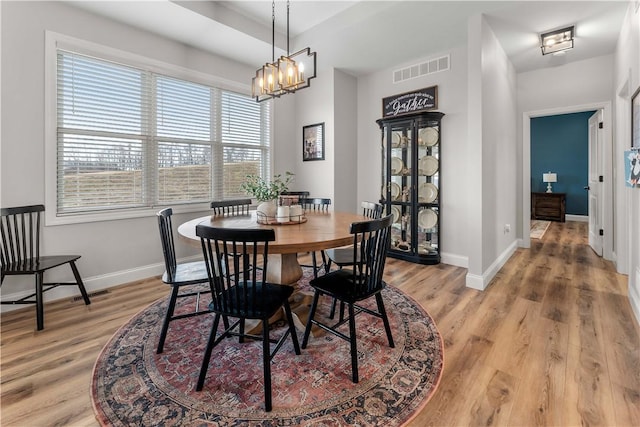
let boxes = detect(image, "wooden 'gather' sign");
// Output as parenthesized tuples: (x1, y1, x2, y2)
(382, 86, 438, 118)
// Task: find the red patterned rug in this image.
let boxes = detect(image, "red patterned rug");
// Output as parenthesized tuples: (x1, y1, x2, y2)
(91, 269, 443, 426)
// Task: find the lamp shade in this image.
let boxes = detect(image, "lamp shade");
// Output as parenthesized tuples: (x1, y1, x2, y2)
(543, 172, 557, 183)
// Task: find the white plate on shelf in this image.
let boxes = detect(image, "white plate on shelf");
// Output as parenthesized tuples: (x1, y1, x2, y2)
(391, 157, 404, 175)
(418, 208, 438, 230)
(381, 182, 402, 200)
(391, 132, 401, 148)
(418, 156, 438, 175)
(391, 206, 401, 224)
(390, 182, 401, 200)
(418, 182, 438, 203)
(419, 127, 439, 146)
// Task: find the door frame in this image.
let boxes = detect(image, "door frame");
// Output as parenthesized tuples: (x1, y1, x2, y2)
(522, 101, 613, 261)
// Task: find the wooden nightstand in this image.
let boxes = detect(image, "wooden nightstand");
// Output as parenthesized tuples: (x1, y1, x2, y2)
(531, 192, 566, 222)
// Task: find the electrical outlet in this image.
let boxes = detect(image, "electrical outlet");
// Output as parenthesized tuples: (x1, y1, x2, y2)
(504, 224, 511, 233)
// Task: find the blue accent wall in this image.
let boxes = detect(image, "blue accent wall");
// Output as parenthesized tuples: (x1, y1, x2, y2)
(531, 111, 596, 216)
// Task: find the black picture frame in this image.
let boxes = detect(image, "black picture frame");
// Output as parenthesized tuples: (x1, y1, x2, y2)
(303, 122, 325, 161)
(632, 86, 640, 149)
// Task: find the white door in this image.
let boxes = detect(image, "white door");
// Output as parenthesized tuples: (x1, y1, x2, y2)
(588, 110, 603, 256)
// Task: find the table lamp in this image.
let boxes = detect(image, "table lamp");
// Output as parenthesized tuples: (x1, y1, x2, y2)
(543, 172, 557, 193)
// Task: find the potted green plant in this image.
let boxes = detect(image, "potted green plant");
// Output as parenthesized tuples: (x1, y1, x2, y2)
(241, 171, 294, 220)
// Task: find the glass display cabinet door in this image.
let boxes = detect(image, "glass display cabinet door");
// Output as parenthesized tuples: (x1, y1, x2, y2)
(416, 120, 440, 256)
(385, 121, 414, 254)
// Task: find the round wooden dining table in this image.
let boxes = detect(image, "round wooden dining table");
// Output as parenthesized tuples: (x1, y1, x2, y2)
(178, 210, 367, 285)
(178, 210, 368, 332)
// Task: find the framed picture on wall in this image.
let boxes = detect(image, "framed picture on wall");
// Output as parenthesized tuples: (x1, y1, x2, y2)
(303, 122, 325, 161)
(632, 86, 640, 148)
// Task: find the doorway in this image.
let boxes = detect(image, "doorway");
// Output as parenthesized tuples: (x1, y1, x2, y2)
(522, 102, 613, 260)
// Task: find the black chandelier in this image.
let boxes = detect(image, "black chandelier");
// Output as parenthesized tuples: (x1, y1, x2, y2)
(251, 1, 317, 102)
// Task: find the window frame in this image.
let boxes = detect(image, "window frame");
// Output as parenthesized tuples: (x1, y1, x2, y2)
(45, 31, 272, 225)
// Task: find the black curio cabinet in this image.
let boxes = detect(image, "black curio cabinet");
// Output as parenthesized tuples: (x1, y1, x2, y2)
(377, 111, 444, 265)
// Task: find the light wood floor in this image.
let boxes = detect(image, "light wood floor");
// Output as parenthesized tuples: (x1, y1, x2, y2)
(1, 221, 638, 426)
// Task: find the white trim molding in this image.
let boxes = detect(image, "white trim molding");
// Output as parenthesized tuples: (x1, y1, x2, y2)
(466, 240, 518, 291)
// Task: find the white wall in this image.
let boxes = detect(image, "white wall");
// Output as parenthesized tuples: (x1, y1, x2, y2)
(465, 14, 518, 290)
(613, 3, 640, 324)
(356, 45, 469, 267)
(276, 69, 334, 200)
(0, 1, 258, 304)
(333, 69, 358, 212)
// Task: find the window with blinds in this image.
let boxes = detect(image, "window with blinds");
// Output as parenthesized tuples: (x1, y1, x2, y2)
(56, 50, 270, 215)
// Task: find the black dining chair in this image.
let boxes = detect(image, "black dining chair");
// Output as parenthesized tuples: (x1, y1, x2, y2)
(298, 198, 331, 278)
(301, 214, 394, 383)
(156, 208, 212, 354)
(324, 201, 383, 318)
(210, 199, 252, 216)
(195, 225, 300, 412)
(325, 201, 383, 272)
(0, 204, 91, 331)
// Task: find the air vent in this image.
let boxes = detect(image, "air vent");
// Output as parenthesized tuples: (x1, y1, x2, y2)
(393, 54, 450, 84)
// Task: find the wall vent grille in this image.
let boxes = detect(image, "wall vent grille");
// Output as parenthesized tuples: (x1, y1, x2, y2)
(393, 54, 450, 84)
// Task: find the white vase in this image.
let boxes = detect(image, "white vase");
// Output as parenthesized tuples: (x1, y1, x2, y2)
(256, 199, 277, 222)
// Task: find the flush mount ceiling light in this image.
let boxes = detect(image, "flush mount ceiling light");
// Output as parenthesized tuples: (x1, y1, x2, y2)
(540, 26, 574, 56)
(251, 1, 317, 103)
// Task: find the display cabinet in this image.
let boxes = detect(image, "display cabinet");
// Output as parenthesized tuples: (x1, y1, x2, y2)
(377, 111, 444, 264)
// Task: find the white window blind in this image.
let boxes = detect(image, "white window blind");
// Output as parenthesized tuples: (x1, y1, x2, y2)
(56, 49, 270, 215)
(217, 91, 271, 198)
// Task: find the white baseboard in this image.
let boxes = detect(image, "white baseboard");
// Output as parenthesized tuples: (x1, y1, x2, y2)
(0, 255, 199, 314)
(466, 240, 518, 291)
(566, 214, 588, 222)
(441, 252, 468, 268)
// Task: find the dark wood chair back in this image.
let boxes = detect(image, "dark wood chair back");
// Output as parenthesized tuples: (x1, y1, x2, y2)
(280, 191, 310, 197)
(1, 204, 44, 269)
(157, 207, 179, 282)
(210, 199, 251, 216)
(299, 198, 331, 212)
(349, 214, 393, 295)
(196, 226, 276, 318)
(361, 201, 383, 219)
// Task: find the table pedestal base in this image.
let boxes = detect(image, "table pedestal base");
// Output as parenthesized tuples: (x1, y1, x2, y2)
(266, 253, 303, 285)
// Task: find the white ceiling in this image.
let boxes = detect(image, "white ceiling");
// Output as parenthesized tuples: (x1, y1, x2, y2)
(67, 1, 630, 76)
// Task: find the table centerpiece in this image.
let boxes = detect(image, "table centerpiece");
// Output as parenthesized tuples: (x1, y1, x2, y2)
(240, 171, 294, 223)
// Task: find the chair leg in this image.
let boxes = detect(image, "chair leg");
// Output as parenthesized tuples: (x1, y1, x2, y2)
(301, 291, 321, 348)
(283, 300, 301, 355)
(35, 273, 44, 331)
(376, 293, 395, 348)
(328, 297, 337, 319)
(239, 319, 245, 343)
(157, 286, 180, 354)
(262, 317, 272, 412)
(348, 302, 359, 383)
(311, 252, 318, 279)
(196, 314, 221, 391)
(324, 257, 332, 274)
(70, 261, 91, 305)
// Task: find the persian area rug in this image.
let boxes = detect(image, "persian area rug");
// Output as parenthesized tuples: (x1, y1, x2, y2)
(530, 220, 551, 239)
(91, 269, 444, 426)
